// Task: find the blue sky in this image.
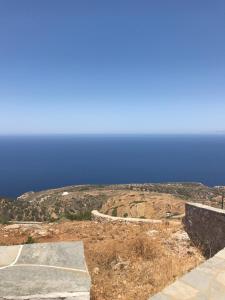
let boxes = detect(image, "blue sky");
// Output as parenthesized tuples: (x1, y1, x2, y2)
(0, 0, 225, 134)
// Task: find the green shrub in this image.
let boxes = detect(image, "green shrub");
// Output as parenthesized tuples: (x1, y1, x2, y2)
(0, 214, 9, 224)
(130, 200, 146, 205)
(64, 210, 92, 221)
(25, 236, 35, 244)
(112, 207, 117, 217)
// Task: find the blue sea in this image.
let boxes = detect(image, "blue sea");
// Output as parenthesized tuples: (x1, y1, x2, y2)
(0, 134, 225, 197)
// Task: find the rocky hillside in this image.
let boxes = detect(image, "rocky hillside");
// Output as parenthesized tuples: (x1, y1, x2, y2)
(0, 183, 224, 222)
(117, 182, 222, 202)
(0, 185, 108, 222)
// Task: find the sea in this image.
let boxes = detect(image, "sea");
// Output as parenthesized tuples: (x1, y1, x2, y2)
(0, 134, 225, 198)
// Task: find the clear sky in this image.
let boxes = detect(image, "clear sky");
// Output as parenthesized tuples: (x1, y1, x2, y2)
(0, 0, 225, 134)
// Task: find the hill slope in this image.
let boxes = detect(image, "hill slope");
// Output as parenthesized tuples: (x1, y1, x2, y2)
(0, 183, 224, 222)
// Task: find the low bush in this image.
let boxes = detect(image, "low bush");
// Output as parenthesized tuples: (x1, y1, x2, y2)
(128, 234, 160, 260)
(64, 210, 92, 221)
(0, 214, 9, 224)
(111, 207, 117, 217)
(24, 236, 35, 244)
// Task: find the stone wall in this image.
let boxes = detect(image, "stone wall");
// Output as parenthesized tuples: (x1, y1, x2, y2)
(91, 210, 164, 224)
(149, 203, 225, 299)
(183, 202, 225, 257)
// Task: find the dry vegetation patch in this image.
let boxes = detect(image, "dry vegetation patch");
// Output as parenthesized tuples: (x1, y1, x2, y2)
(0, 221, 203, 300)
(100, 191, 185, 220)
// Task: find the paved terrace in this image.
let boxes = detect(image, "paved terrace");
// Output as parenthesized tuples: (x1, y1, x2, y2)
(0, 241, 91, 300)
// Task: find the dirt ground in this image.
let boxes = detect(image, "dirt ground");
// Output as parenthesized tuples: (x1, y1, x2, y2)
(0, 220, 204, 300)
(100, 191, 185, 219)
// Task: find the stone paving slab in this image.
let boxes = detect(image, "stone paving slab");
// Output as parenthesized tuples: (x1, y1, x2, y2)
(17, 241, 87, 270)
(149, 248, 225, 300)
(0, 245, 21, 267)
(0, 241, 91, 300)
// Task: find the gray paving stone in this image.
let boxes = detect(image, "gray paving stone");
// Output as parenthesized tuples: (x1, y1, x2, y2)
(208, 279, 225, 300)
(0, 242, 91, 300)
(215, 248, 225, 260)
(200, 256, 224, 268)
(216, 270, 225, 287)
(0, 266, 90, 296)
(149, 292, 173, 299)
(17, 241, 87, 270)
(162, 280, 199, 299)
(198, 257, 225, 275)
(188, 294, 207, 300)
(181, 268, 214, 294)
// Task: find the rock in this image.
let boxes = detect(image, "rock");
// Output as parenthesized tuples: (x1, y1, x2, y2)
(5, 224, 20, 230)
(173, 230, 190, 241)
(93, 267, 100, 275)
(62, 192, 69, 196)
(147, 229, 158, 236)
(112, 260, 129, 271)
(34, 229, 49, 237)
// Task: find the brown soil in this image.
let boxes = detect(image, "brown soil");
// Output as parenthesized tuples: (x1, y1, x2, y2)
(0, 220, 204, 300)
(100, 191, 185, 219)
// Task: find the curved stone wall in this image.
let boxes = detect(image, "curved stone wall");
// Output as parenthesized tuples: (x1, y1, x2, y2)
(91, 210, 163, 224)
(91, 210, 181, 224)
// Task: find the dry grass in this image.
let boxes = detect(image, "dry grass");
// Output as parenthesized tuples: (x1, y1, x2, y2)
(129, 234, 160, 259)
(0, 221, 204, 300)
(88, 232, 202, 300)
(100, 191, 185, 220)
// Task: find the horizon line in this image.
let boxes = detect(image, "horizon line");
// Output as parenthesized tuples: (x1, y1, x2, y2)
(0, 132, 225, 136)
